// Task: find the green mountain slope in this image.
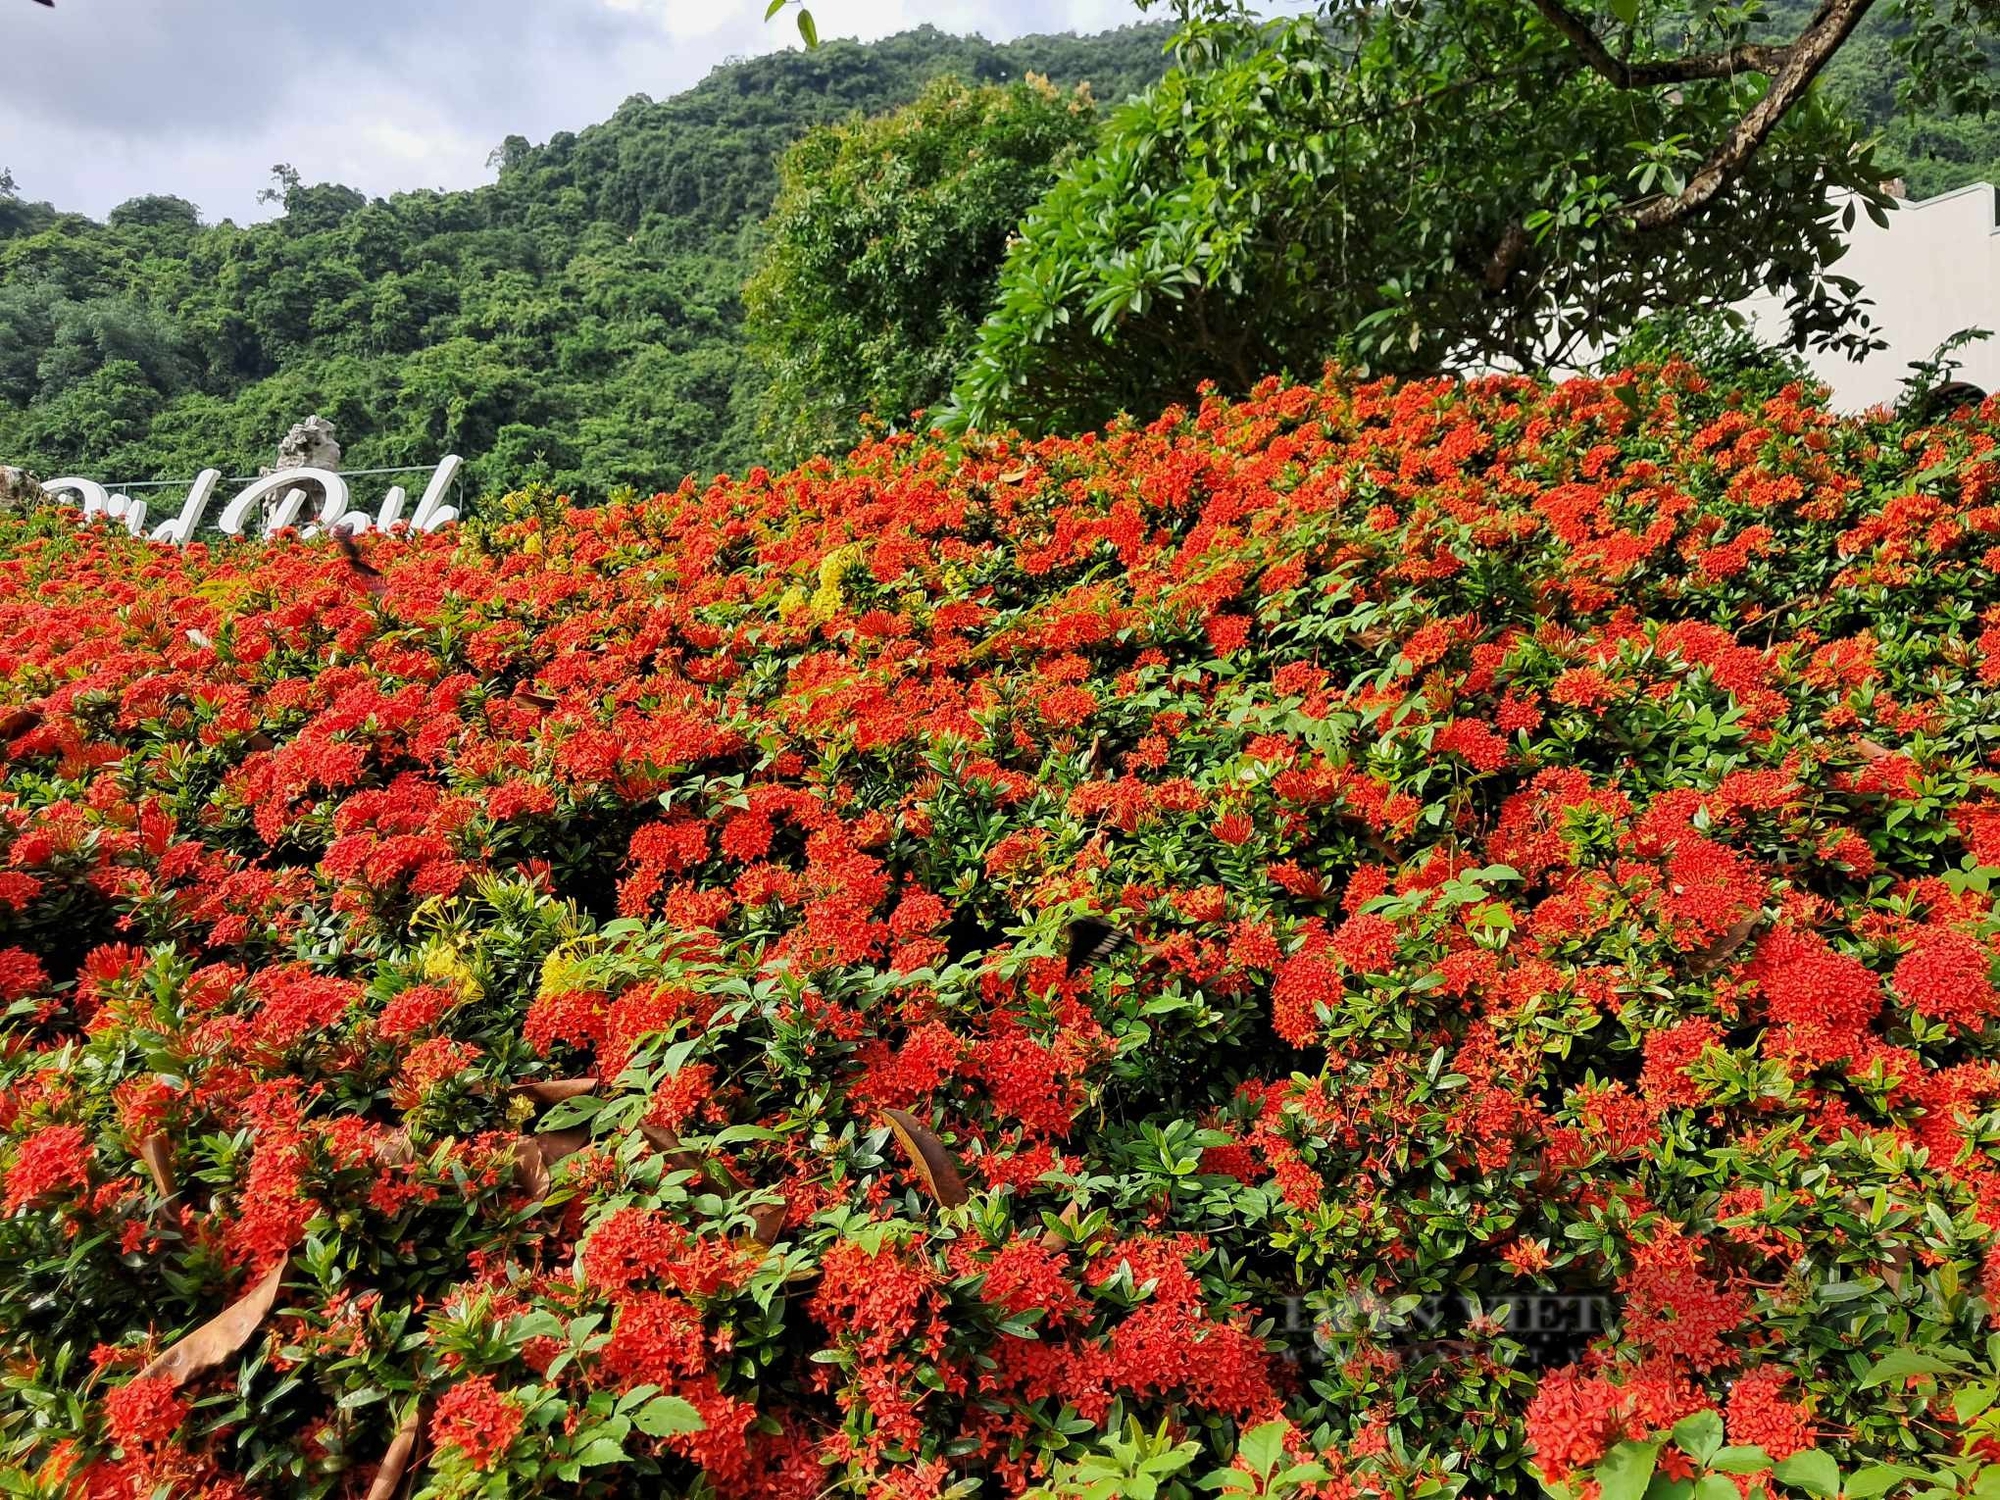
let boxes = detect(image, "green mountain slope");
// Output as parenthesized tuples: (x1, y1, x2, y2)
(0, 24, 1170, 495)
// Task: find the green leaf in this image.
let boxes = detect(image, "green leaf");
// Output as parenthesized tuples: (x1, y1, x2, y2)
(1671, 1411, 1725, 1466)
(1598, 1440, 1661, 1500)
(764, 0, 785, 16)
(1695, 1478, 1742, 1500)
(1860, 1348, 1966, 1387)
(1843, 1465, 1922, 1499)
(1711, 1447, 1775, 1475)
(537, 1095, 604, 1131)
(571, 1436, 627, 1466)
(1957, 1383, 1998, 1423)
(796, 8, 818, 47)
(1236, 1420, 1287, 1477)
(633, 1394, 706, 1437)
(1608, 0, 1641, 25)
(1772, 1448, 1840, 1498)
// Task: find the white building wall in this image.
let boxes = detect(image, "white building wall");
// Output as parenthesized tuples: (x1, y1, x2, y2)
(1737, 183, 2000, 410)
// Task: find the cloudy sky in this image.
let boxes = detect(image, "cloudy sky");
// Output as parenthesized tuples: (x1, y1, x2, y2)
(1, 0, 1148, 225)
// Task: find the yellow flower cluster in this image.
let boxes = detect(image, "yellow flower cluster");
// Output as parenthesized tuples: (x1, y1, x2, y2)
(777, 542, 865, 624)
(418, 939, 482, 1001)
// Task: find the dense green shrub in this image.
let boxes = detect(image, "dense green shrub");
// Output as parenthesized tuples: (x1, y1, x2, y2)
(745, 75, 1100, 464)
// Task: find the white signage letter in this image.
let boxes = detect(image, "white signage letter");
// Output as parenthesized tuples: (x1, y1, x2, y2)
(215, 468, 349, 539)
(149, 468, 223, 544)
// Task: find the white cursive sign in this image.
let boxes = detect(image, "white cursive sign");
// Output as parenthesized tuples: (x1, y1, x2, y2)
(41, 456, 463, 544)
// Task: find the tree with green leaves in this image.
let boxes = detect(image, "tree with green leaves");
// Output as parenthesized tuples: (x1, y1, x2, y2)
(744, 75, 1101, 462)
(938, 0, 2000, 436)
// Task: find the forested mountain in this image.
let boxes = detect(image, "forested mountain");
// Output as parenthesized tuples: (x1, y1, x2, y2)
(0, 24, 1170, 495)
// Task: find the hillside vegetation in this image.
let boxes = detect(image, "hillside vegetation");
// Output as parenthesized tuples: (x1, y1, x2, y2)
(0, 25, 1169, 495)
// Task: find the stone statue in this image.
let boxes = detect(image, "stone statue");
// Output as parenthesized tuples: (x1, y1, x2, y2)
(258, 415, 341, 530)
(275, 415, 341, 473)
(0, 466, 45, 513)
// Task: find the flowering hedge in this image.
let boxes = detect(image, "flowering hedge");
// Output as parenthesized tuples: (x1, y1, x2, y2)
(3, 367, 2000, 1498)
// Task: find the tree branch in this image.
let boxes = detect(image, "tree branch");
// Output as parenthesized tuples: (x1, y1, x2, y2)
(1529, 0, 1795, 86)
(1630, 0, 1877, 231)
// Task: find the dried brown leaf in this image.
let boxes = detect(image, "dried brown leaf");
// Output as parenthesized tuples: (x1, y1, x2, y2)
(373, 1129, 415, 1168)
(512, 1137, 550, 1200)
(0, 707, 41, 740)
(996, 467, 1031, 484)
(511, 1076, 598, 1104)
(137, 1134, 174, 1198)
(1856, 737, 1896, 762)
(1687, 910, 1759, 976)
(513, 1127, 592, 1203)
(883, 1107, 969, 1208)
(748, 1198, 787, 1247)
(140, 1257, 288, 1387)
(639, 1124, 707, 1179)
(364, 1405, 423, 1500)
(536, 1127, 590, 1167)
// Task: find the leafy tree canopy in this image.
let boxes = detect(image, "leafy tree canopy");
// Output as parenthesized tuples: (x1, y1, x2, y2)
(947, 0, 2000, 436)
(744, 74, 1101, 463)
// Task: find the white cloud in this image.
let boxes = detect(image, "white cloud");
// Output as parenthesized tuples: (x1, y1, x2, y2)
(0, 0, 1160, 225)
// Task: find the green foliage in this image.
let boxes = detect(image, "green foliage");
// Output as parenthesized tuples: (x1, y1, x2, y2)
(0, 25, 1171, 492)
(1608, 309, 1815, 404)
(1029, 1418, 1334, 1500)
(1766, 0, 2000, 198)
(744, 75, 1101, 464)
(949, 2, 1896, 436)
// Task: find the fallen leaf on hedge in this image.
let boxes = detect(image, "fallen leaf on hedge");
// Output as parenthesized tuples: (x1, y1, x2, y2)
(364, 1404, 423, 1500)
(137, 1133, 174, 1198)
(373, 1129, 415, 1167)
(536, 1127, 590, 1165)
(0, 707, 40, 740)
(1856, 737, 1896, 761)
(748, 1198, 787, 1246)
(1686, 911, 1759, 976)
(140, 1257, 288, 1387)
(883, 1107, 969, 1207)
(513, 1128, 591, 1201)
(639, 1124, 708, 1179)
(513, 1137, 550, 1200)
(245, 730, 275, 753)
(996, 466, 1030, 484)
(511, 1077, 598, 1104)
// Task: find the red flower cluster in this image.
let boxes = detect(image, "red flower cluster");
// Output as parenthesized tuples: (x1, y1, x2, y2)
(3, 365, 2000, 1495)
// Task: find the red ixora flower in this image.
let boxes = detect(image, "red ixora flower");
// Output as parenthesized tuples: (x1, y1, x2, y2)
(430, 1375, 524, 1471)
(1893, 928, 1999, 1031)
(102, 1373, 189, 1451)
(4, 361, 2000, 1496)
(4, 1123, 91, 1212)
